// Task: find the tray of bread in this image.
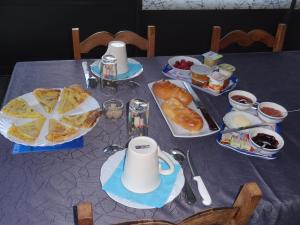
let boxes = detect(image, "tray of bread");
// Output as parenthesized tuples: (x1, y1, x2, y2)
(0, 85, 101, 146)
(148, 80, 220, 138)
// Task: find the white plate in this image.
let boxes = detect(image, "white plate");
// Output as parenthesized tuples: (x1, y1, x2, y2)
(90, 58, 143, 81)
(148, 80, 220, 138)
(100, 150, 184, 209)
(223, 111, 262, 133)
(0, 88, 101, 146)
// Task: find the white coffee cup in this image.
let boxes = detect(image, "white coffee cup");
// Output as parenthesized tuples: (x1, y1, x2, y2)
(105, 41, 128, 74)
(121, 136, 175, 193)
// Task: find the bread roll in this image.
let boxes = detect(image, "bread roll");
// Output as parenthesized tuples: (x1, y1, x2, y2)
(161, 97, 203, 133)
(152, 80, 192, 106)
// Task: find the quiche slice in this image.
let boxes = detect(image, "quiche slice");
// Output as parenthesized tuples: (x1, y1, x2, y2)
(33, 88, 61, 113)
(57, 85, 90, 114)
(60, 109, 101, 129)
(46, 119, 78, 143)
(1, 98, 43, 118)
(8, 117, 46, 143)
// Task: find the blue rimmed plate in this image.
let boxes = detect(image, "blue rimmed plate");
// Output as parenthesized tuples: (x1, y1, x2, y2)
(90, 58, 143, 81)
(216, 107, 280, 160)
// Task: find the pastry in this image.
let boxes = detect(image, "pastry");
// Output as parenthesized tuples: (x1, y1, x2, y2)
(8, 117, 46, 143)
(152, 80, 192, 105)
(161, 97, 203, 133)
(1, 98, 43, 118)
(57, 85, 90, 114)
(60, 109, 101, 129)
(46, 119, 78, 143)
(33, 88, 61, 113)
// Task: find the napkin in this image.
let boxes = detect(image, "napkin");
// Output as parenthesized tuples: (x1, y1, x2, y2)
(91, 62, 142, 80)
(102, 158, 181, 208)
(12, 136, 84, 154)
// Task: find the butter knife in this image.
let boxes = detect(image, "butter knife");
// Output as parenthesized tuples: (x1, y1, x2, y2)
(187, 149, 212, 206)
(221, 123, 270, 134)
(183, 82, 219, 131)
(82, 61, 97, 89)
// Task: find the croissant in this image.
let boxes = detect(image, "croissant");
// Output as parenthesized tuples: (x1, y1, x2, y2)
(152, 80, 192, 106)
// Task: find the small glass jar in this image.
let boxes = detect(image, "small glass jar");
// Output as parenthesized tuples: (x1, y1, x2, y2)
(103, 99, 124, 119)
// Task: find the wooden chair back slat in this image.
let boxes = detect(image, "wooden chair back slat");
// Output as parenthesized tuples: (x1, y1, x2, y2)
(75, 182, 262, 225)
(80, 31, 114, 54)
(114, 31, 148, 50)
(211, 24, 286, 53)
(273, 23, 287, 52)
(72, 25, 156, 59)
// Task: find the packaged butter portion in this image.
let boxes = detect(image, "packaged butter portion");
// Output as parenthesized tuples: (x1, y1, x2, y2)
(218, 63, 236, 78)
(202, 51, 223, 67)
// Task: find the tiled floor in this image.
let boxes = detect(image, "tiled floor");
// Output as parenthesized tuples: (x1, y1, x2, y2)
(0, 75, 10, 106)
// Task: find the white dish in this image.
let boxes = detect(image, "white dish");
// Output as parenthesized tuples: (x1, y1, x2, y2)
(100, 150, 184, 209)
(148, 80, 220, 138)
(257, 102, 288, 124)
(90, 58, 143, 81)
(0, 89, 101, 146)
(228, 90, 257, 111)
(249, 127, 284, 156)
(168, 56, 202, 75)
(223, 111, 262, 133)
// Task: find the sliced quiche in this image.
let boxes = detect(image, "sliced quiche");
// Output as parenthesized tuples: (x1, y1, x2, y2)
(1, 98, 43, 118)
(57, 85, 90, 114)
(46, 119, 78, 143)
(60, 109, 101, 129)
(8, 117, 46, 143)
(33, 88, 61, 113)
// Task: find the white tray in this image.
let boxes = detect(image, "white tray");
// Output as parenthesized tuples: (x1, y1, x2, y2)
(148, 79, 220, 138)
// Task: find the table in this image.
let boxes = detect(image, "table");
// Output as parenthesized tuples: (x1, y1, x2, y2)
(1, 51, 300, 225)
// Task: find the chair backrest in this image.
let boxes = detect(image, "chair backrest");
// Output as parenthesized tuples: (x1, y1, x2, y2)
(210, 24, 286, 53)
(72, 25, 155, 59)
(75, 182, 262, 225)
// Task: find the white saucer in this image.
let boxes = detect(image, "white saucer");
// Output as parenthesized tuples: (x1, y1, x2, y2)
(100, 150, 184, 209)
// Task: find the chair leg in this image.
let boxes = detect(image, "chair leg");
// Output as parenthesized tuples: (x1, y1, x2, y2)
(211, 26, 221, 53)
(76, 201, 94, 225)
(226, 182, 262, 225)
(72, 28, 82, 60)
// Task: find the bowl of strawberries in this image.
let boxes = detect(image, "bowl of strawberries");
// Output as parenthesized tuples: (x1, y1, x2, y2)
(168, 56, 202, 74)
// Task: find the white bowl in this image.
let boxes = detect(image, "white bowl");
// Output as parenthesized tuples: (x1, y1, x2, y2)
(257, 102, 288, 124)
(249, 127, 284, 156)
(223, 111, 262, 133)
(168, 56, 202, 74)
(228, 90, 257, 111)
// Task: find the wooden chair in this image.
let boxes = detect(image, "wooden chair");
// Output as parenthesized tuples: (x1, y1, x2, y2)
(210, 24, 286, 53)
(75, 182, 262, 225)
(72, 25, 155, 59)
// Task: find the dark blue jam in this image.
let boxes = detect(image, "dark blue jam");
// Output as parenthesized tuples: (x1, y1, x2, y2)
(252, 133, 279, 149)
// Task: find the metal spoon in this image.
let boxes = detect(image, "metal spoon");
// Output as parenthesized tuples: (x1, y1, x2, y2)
(103, 144, 123, 154)
(171, 149, 196, 205)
